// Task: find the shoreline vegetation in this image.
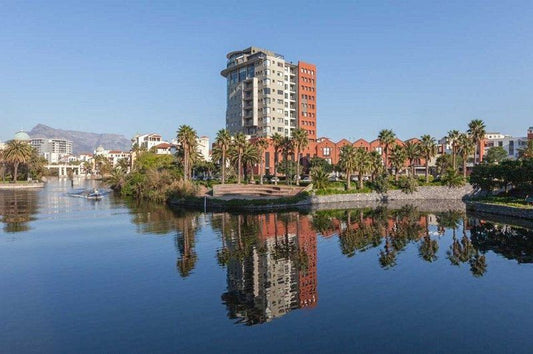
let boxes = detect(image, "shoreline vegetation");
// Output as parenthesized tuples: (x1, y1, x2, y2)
(100, 120, 533, 218)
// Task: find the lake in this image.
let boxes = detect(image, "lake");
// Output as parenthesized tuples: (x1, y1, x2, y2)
(1, 179, 533, 353)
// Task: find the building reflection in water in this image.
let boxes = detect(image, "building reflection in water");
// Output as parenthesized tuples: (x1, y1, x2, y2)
(214, 212, 317, 325)
(0, 190, 39, 233)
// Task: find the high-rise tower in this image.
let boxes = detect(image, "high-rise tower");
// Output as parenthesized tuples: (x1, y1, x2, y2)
(221, 47, 317, 141)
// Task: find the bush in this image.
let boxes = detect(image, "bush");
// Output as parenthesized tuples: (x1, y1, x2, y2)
(470, 159, 533, 192)
(310, 166, 329, 190)
(371, 174, 390, 194)
(441, 168, 465, 188)
(397, 176, 418, 194)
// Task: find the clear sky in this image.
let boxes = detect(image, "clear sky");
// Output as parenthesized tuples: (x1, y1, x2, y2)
(1, 0, 532, 143)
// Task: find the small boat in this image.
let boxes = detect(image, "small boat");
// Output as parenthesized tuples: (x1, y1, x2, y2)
(86, 189, 104, 200)
(68, 188, 107, 200)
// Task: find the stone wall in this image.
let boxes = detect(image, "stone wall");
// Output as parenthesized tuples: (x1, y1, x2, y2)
(310, 185, 473, 204)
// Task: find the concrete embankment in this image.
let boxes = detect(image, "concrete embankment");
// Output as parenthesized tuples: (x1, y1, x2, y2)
(170, 185, 473, 212)
(310, 185, 473, 204)
(466, 201, 533, 221)
(0, 182, 45, 190)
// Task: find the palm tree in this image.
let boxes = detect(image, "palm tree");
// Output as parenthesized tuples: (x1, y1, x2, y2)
(177, 125, 198, 181)
(130, 142, 146, 170)
(271, 133, 284, 185)
(0, 149, 6, 182)
(230, 133, 247, 184)
(447, 130, 461, 170)
(378, 129, 396, 172)
(419, 135, 437, 183)
(404, 140, 420, 177)
(353, 148, 371, 189)
(241, 142, 259, 182)
(389, 145, 407, 181)
(467, 119, 486, 164)
(214, 129, 231, 184)
(291, 129, 309, 185)
(94, 154, 112, 176)
(457, 133, 475, 177)
(368, 150, 383, 182)
(253, 138, 269, 184)
(280, 137, 294, 184)
(310, 165, 328, 189)
(339, 145, 358, 190)
(3, 140, 33, 182)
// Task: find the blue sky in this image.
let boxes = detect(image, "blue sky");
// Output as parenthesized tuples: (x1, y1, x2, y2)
(1, 1, 532, 143)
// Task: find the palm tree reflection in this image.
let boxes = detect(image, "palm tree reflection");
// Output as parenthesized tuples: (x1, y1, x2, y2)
(0, 190, 39, 233)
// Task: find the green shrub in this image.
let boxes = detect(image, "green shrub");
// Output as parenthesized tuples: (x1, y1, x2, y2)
(397, 176, 418, 194)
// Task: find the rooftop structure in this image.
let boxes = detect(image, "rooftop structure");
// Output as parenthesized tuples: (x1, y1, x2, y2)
(13, 130, 30, 142)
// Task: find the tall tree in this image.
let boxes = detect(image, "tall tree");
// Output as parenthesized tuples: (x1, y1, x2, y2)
(280, 137, 294, 184)
(467, 119, 486, 164)
(404, 140, 420, 177)
(214, 129, 231, 184)
(177, 125, 198, 181)
(291, 128, 309, 185)
(232, 133, 247, 184)
(378, 129, 396, 172)
(389, 145, 407, 181)
(241, 142, 259, 182)
(353, 148, 371, 189)
(339, 145, 358, 190)
(271, 133, 284, 185)
(447, 130, 461, 170)
(457, 133, 475, 177)
(368, 150, 383, 182)
(419, 135, 437, 183)
(3, 140, 33, 182)
(253, 138, 269, 184)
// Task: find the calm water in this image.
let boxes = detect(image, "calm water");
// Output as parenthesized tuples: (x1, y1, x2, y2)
(2, 180, 533, 353)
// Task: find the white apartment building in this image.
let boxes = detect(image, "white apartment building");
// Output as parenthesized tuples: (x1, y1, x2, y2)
(31, 138, 73, 163)
(484, 132, 529, 159)
(197, 136, 210, 161)
(170, 136, 211, 161)
(131, 133, 164, 150)
(94, 146, 130, 167)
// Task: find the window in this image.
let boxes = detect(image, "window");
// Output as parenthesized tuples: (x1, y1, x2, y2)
(323, 147, 331, 156)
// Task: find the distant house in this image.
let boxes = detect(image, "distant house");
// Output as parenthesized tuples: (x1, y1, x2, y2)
(153, 142, 178, 155)
(131, 133, 164, 151)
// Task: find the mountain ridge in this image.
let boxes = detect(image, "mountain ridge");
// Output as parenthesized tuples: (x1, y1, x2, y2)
(29, 124, 131, 154)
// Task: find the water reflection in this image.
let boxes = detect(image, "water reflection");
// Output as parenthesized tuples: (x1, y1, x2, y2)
(4, 184, 533, 328)
(214, 213, 317, 325)
(0, 190, 39, 233)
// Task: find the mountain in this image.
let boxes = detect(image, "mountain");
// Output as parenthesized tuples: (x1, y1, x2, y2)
(29, 124, 131, 154)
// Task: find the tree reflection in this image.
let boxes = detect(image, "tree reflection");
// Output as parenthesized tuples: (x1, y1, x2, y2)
(126, 199, 186, 235)
(310, 205, 501, 277)
(0, 190, 39, 233)
(175, 211, 200, 278)
(470, 221, 533, 264)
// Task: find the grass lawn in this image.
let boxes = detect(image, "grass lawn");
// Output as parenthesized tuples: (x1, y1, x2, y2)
(472, 195, 533, 209)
